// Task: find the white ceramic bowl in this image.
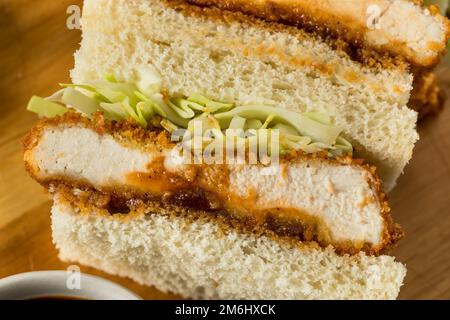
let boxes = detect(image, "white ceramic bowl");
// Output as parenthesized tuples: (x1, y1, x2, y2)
(0, 271, 141, 300)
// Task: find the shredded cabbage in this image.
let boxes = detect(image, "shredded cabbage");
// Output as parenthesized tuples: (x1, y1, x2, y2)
(27, 74, 353, 158)
(187, 93, 234, 113)
(27, 96, 67, 118)
(229, 116, 246, 131)
(61, 87, 99, 116)
(246, 119, 263, 130)
(136, 65, 163, 96)
(214, 106, 342, 146)
(99, 102, 127, 121)
(168, 98, 196, 119)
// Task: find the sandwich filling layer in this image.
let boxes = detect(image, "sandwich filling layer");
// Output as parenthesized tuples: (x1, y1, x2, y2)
(186, 0, 450, 67)
(24, 113, 402, 255)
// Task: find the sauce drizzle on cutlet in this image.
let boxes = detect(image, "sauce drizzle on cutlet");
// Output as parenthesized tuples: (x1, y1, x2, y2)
(124, 156, 371, 254)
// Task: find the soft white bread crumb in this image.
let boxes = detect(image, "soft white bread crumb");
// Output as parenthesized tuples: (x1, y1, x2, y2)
(72, 0, 419, 191)
(52, 195, 406, 300)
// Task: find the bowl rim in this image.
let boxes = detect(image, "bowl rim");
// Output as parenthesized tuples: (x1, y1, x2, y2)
(0, 271, 141, 300)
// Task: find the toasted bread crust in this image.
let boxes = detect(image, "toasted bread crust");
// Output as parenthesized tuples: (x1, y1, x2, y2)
(23, 112, 402, 256)
(183, 0, 450, 67)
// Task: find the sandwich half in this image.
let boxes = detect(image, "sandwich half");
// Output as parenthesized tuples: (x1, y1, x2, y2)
(51, 187, 406, 300)
(21, 0, 433, 299)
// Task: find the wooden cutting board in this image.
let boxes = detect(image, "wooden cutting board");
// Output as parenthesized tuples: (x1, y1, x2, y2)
(0, 0, 449, 300)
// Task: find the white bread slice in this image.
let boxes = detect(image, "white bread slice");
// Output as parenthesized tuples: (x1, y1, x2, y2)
(72, 0, 419, 191)
(51, 192, 406, 300)
(188, 0, 450, 67)
(24, 115, 401, 254)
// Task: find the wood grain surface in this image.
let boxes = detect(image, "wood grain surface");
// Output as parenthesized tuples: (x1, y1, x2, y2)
(0, 0, 449, 300)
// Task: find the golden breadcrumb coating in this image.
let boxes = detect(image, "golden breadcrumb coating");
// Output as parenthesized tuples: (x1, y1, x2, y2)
(182, 0, 450, 67)
(23, 112, 403, 255)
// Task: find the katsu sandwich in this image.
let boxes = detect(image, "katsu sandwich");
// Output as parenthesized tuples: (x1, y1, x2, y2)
(23, 0, 449, 299)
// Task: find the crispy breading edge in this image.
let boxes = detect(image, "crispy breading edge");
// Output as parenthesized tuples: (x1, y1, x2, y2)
(159, 0, 409, 71)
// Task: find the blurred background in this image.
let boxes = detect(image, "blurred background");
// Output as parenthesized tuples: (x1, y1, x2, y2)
(0, 0, 449, 299)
